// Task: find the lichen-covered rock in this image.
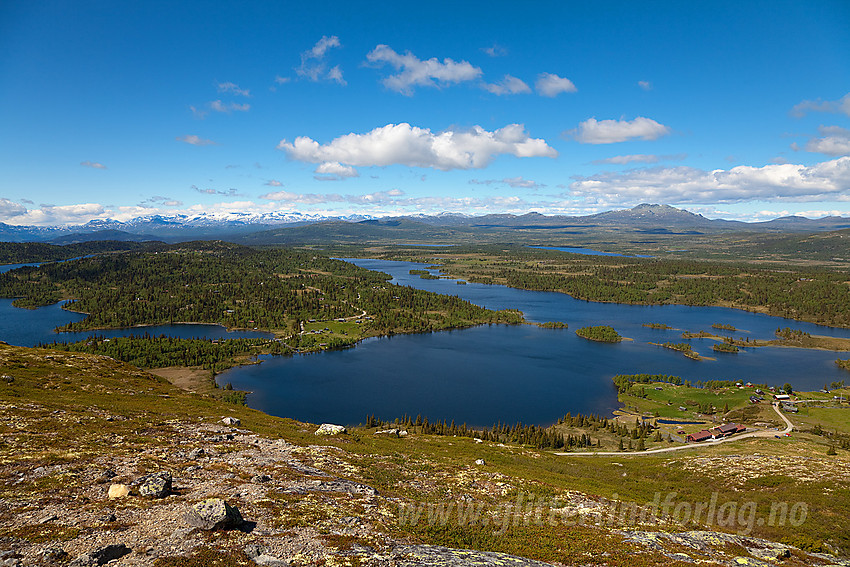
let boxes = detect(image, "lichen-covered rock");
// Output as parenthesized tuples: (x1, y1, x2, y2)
(314, 423, 346, 436)
(391, 545, 558, 566)
(138, 471, 172, 498)
(184, 498, 244, 530)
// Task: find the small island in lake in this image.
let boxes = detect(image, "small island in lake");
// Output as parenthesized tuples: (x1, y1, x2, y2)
(538, 321, 568, 329)
(711, 323, 737, 331)
(408, 269, 440, 279)
(576, 325, 622, 342)
(643, 323, 673, 330)
(712, 342, 740, 353)
(653, 341, 708, 360)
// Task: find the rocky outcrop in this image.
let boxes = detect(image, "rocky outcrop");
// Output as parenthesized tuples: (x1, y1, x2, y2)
(391, 545, 558, 566)
(314, 423, 346, 435)
(184, 498, 244, 530)
(137, 471, 172, 498)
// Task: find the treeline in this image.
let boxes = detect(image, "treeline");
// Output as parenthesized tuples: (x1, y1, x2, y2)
(575, 325, 622, 342)
(776, 327, 811, 340)
(367, 411, 660, 452)
(613, 374, 683, 393)
(40, 334, 286, 372)
(538, 321, 568, 329)
(661, 342, 700, 359)
(0, 240, 153, 264)
(366, 414, 596, 450)
(0, 241, 521, 337)
(419, 248, 850, 328)
(409, 269, 440, 280)
(614, 373, 763, 393)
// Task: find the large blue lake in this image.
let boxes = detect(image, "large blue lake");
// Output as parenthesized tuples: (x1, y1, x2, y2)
(215, 258, 850, 427)
(2, 257, 849, 427)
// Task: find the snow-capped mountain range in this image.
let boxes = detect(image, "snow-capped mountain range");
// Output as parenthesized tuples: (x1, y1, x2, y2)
(1, 205, 849, 243)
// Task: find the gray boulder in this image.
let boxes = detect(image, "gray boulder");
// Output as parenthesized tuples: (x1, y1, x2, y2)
(315, 423, 346, 435)
(184, 498, 244, 530)
(138, 471, 172, 498)
(92, 545, 131, 565)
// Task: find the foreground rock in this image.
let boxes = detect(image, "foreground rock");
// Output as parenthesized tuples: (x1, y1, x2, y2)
(314, 423, 346, 436)
(391, 545, 558, 567)
(137, 471, 172, 498)
(184, 498, 244, 530)
(69, 544, 132, 566)
(106, 483, 129, 499)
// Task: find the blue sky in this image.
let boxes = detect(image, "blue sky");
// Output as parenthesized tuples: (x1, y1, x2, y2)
(1, 0, 849, 225)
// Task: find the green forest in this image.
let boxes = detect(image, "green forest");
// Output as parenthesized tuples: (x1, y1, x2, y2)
(41, 334, 286, 373)
(374, 246, 850, 328)
(0, 242, 523, 340)
(575, 325, 622, 342)
(0, 240, 152, 264)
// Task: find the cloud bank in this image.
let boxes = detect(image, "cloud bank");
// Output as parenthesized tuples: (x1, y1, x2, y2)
(791, 92, 850, 118)
(568, 157, 850, 205)
(277, 123, 557, 175)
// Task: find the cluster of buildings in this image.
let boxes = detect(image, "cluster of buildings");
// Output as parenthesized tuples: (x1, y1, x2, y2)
(686, 423, 747, 443)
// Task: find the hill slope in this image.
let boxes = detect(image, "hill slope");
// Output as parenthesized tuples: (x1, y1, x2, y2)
(0, 344, 848, 566)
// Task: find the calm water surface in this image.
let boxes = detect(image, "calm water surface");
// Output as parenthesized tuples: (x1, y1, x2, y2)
(3, 257, 849, 427)
(215, 258, 850, 426)
(529, 245, 652, 258)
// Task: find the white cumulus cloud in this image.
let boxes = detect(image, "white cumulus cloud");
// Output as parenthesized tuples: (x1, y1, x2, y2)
(277, 123, 557, 174)
(259, 188, 404, 205)
(535, 73, 577, 97)
(791, 92, 850, 118)
(297, 35, 345, 84)
(0, 198, 28, 218)
(314, 161, 360, 180)
(803, 125, 850, 156)
(568, 157, 850, 205)
(366, 45, 482, 95)
(483, 75, 530, 95)
(568, 117, 671, 144)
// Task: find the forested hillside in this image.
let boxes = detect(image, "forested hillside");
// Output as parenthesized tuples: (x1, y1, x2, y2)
(375, 246, 850, 328)
(0, 241, 521, 337)
(0, 240, 154, 264)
